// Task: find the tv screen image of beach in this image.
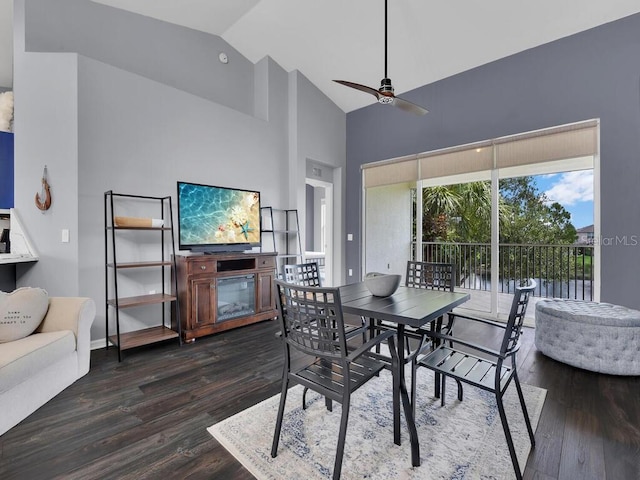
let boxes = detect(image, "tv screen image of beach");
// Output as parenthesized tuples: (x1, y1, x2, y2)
(178, 182, 261, 249)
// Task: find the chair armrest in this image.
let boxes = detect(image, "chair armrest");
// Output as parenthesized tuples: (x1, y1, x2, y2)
(447, 312, 507, 330)
(428, 330, 503, 358)
(347, 330, 395, 362)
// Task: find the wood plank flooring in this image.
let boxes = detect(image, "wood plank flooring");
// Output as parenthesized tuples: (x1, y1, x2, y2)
(1, 317, 638, 479)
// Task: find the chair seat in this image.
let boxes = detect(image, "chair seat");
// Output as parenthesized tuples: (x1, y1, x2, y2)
(375, 319, 435, 338)
(376, 318, 442, 357)
(419, 346, 512, 392)
(344, 322, 369, 338)
(294, 351, 387, 400)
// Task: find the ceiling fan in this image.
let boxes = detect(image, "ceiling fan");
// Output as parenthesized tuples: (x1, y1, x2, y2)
(334, 0, 428, 116)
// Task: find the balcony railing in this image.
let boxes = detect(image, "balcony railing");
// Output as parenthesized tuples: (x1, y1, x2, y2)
(416, 241, 594, 301)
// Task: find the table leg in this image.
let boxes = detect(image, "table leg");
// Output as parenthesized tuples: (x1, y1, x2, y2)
(393, 326, 402, 445)
(433, 317, 442, 399)
(389, 330, 421, 466)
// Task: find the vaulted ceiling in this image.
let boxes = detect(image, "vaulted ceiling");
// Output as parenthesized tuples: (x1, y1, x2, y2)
(2, 0, 640, 112)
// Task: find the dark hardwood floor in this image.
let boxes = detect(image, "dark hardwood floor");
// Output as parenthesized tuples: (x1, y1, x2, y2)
(1, 317, 638, 479)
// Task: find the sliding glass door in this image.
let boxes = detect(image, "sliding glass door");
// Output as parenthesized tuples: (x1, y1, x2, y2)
(416, 175, 493, 312)
(364, 119, 599, 320)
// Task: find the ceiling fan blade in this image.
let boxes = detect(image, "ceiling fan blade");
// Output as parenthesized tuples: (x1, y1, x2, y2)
(333, 80, 381, 99)
(392, 96, 429, 116)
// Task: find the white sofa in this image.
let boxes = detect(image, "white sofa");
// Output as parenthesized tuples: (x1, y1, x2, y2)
(0, 296, 96, 436)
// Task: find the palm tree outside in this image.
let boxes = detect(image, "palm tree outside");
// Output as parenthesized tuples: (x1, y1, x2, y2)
(414, 174, 592, 301)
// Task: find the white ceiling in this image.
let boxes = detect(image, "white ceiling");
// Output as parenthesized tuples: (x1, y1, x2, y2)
(2, 0, 640, 112)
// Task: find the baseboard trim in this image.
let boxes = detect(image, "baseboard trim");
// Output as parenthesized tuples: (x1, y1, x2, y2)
(91, 338, 107, 350)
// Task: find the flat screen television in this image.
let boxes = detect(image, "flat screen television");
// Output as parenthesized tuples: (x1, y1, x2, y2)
(177, 181, 261, 253)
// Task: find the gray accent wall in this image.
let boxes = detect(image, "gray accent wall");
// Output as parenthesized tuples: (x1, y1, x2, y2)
(13, 0, 346, 341)
(346, 13, 640, 309)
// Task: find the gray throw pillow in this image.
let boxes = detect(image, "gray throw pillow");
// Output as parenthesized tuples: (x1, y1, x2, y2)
(0, 287, 49, 343)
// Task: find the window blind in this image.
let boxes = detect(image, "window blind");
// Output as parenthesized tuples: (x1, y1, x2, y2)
(362, 119, 598, 188)
(495, 120, 598, 168)
(363, 156, 419, 188)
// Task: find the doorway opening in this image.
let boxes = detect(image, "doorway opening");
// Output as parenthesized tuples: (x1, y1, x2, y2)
(306, 178, 334, 285)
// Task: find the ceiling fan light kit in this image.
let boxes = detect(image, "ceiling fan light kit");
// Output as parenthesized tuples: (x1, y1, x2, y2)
(334, 0, 428, 116)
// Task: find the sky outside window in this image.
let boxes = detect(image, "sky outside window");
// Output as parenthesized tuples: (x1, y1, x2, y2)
(535, 170, 594, 229)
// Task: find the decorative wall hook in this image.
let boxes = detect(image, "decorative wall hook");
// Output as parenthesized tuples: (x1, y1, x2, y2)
(35, 165, 52, 211)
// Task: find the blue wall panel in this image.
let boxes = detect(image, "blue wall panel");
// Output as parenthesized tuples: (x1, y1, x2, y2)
(0, 131, 14, 208)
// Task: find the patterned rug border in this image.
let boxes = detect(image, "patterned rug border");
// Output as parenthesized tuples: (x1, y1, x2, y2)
(209, 370, 547, 480)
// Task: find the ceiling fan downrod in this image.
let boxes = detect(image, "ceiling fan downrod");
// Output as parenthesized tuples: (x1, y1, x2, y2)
(379, 0, 394, 102)
(384, 0, 388, 81)
(332, 0, 428, 115)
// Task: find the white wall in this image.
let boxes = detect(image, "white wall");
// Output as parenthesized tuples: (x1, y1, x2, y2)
(13, 0, 347, 341)
(365, 184, 412, 279)
(293, 73, 346, 285)
(76, 57, 290, 338)
(313, 187, 325, 251)
(13, 0, 80, 294)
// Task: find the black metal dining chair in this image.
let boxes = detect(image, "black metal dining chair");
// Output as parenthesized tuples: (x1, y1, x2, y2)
(404, 261, 456, 404)
(279, 262, 369, 413)
(405, 260, 456, 292)
(283, 261, 368, 339)
(416, 279, 537, 480)
(271, 280, 411, 480)
(282, 261, 323, 286)
(373, 261, 456, 410)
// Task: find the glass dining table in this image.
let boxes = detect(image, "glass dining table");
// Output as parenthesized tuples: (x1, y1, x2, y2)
(339, 281, 471, 467)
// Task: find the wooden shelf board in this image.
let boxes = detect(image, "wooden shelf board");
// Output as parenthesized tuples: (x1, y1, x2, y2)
(107, 261, 172, 269)
(107, 226, 171, 231)
(107, 293, 176, 308)
(109, 326, 179, 350)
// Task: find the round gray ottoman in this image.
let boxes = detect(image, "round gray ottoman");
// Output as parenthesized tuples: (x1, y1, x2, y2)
(535, 299, 640, 375)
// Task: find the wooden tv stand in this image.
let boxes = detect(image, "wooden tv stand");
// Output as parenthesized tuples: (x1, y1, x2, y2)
(173, 252, 277, 342)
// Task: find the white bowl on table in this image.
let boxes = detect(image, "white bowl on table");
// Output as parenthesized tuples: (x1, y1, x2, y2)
(364, 272, 401, 297)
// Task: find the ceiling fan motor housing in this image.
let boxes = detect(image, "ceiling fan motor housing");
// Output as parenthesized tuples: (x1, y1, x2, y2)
(379, 78, 394, 93)
(378, 78, 395, 104)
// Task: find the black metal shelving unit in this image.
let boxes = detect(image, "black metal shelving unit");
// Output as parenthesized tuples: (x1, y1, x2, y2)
(104, 191, 181, 361)
(260, 207, 302, 276)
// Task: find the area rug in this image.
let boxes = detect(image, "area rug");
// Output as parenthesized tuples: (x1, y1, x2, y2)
(208, 367, 546, 479)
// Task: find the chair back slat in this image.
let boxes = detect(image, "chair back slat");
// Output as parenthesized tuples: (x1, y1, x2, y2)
(275, 280, 346, 360)
(406, 261, 455, 291)
(501, 279, 536, 355)
(282, 262, 322, 287)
